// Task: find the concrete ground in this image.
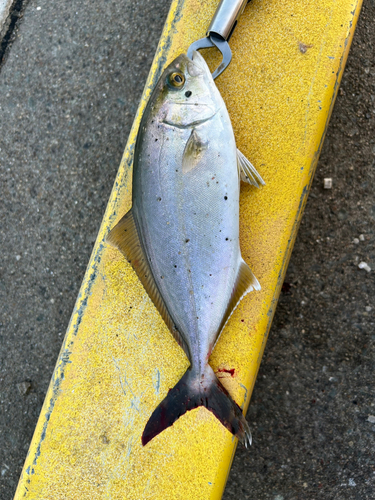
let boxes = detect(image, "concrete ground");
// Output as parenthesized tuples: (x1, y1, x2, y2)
(0, 0, 374, 499)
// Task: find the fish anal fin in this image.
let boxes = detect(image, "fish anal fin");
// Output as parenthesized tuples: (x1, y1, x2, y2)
(236, 148, 265, 188)
(217, 259, 261, 337)
(107, 210, 191, 360)
(107, 209, 140, 265)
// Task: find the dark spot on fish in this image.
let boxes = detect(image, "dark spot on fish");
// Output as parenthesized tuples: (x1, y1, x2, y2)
(185, 239, 190, 243)
(161, 276, 164, 279)
(225, 238, 229, 241)
(155, 138, 158, 142)
(209, 274, 212, 276)
(224, 196, 228, 200)
(174, 265, 177, 268)
(185, 90, 192, 97)
(241, 319, 244, 322)
(157, 197, 162, 201)
(176, 169, 179, 172)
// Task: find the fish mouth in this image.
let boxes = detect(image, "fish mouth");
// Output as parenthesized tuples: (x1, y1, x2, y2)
(192, 50, 206, 67)
(187, 51, 211, 77)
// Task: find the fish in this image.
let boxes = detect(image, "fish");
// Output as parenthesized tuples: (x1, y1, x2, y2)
(107, 51, 264, 447)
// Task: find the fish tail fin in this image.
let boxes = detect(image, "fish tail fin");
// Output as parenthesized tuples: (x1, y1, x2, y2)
(142, 365, 251, 447)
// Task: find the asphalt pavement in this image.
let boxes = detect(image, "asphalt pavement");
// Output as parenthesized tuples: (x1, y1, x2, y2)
(0, 0, 374, 499)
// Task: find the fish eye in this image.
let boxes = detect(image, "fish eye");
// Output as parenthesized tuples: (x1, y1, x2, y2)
(168, 71, 185, 89)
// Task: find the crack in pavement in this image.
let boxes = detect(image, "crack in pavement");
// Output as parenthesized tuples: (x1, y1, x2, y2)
(0, 0, 28, 70)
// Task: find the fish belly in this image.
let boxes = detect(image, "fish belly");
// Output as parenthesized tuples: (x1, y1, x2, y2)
(133, 112, 240, 369)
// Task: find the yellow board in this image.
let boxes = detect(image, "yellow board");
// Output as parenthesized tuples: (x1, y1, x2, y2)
(15, 0, 362, 498)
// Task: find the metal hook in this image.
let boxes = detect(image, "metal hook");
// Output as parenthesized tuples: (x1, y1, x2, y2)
(187, 0, 249, 79)
(187, 34, 232, 80)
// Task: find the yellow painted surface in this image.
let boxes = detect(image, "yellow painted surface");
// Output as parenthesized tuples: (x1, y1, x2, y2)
(15, 0, 362, 499)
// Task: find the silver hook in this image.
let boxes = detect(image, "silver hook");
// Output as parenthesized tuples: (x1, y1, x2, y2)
(187, 34, 232, 80)
(187, 0, 249, 79)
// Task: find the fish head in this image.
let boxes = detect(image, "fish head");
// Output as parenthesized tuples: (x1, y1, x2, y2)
(151, 51, 222, 128)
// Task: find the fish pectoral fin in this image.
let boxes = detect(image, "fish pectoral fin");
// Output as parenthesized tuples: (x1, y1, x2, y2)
(182, 128, 208, 174)
(106, 209, 191, 360)
(236, 148, 265, 188)
(217, 259, 261, 336)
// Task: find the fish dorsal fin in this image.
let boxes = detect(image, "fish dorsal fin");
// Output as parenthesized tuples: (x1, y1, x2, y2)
(107, 209, 191, 360)
(217, 259, 261, 340)
(237, 148, 265, 188)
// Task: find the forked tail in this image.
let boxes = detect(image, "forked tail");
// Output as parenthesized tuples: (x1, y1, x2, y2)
(142, 365, 251, 447)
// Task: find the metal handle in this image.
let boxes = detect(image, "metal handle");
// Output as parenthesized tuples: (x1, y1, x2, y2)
(207, 0, 248, 41)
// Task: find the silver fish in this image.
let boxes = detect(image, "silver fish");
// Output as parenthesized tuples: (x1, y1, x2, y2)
(107, 51, 264, 447)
